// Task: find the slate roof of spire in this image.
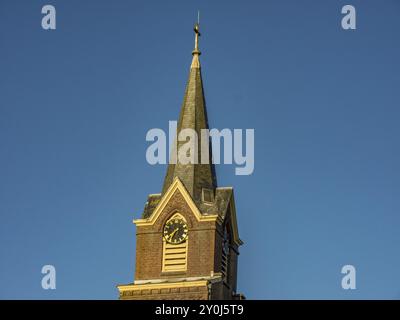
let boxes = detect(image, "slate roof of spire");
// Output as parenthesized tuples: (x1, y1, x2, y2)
(161, 22, 217, 205)
(141, 23, 234, 219)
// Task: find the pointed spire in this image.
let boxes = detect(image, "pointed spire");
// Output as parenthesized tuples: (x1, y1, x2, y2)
(162, 20, 217, 204)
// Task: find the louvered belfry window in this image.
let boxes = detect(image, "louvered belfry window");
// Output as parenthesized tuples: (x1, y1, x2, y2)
(221, 224, 230, 280)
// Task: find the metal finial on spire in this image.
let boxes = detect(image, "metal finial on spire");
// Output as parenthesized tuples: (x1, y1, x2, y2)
(191, 14, 201, 68)
(193, 23, 201, 53)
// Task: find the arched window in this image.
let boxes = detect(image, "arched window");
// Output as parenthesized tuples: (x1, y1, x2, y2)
(162, 213, 188, 272)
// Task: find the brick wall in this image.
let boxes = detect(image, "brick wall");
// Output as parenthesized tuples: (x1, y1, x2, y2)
(135, 189, 217, 281)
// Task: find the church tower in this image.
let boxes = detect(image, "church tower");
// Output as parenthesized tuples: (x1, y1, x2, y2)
(117, 22, 244, 300)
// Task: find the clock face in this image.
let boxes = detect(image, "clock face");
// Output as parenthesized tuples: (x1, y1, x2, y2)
(163, 218, 188, 244)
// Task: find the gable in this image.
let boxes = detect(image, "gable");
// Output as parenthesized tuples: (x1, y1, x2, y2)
(136, 178, 242, 247)
(134, 177, 221, 227)
(224, 191, 243, 247)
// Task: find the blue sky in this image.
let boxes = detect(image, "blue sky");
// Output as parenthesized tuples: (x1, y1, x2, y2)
(1, 0, 400, 299)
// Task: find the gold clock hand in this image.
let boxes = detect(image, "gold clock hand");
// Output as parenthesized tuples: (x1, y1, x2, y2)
(170, 228, 179, 239)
